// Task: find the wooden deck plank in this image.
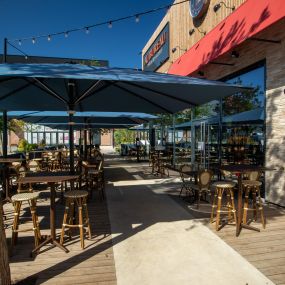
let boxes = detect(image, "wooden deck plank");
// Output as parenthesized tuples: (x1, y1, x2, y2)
(3, 186, 117, 285)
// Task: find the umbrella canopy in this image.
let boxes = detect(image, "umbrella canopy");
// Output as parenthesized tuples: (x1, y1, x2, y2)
(36, 123, 135, 130)
(0, 63, 250, 113)
(174, 108, 264, 129)
(222, 108, 264, 124)
(8, 111, 157, 124)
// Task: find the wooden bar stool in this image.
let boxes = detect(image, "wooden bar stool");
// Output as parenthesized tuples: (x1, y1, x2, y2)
(242, 180, 265, 229)
(60, 190, 91, 249)
(11, 192, 41, 251)
(211, 181, 237, 231)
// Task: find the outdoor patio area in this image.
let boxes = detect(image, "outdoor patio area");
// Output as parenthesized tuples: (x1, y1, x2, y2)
(3, 152, 285, 285)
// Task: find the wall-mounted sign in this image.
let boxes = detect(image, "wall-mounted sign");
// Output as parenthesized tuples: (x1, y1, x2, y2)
(143, 23, 169, 72)
(190, 0, 210, 19)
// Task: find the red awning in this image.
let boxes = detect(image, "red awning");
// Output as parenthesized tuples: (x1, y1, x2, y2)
(168, 0, 285, 76)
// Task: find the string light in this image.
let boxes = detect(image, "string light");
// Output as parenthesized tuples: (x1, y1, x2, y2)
(135, 15, 140, 23)
(108, 21, 112, 28)
(18, 40, 22, 46)
(8, 0, 190, 44)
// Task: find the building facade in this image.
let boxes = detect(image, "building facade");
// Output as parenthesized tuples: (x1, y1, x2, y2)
(142, 0, 285, 206)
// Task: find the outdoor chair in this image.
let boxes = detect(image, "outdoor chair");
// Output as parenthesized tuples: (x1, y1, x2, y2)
(179, 164, 195, 199)
(27, 160, 40, 173)
(189, 169, 214, 209)
(210, 181, 237, 231)
(60, 190, 91, 249)
(242, 179, 266, 229)
(11, 192, 42, 253)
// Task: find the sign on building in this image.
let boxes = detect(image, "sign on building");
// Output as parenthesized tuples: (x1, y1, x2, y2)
(143, 23, 169, 71)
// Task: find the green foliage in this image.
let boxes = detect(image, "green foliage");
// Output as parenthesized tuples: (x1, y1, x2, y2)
(223, 77, 261, 115)
(17, 139, 28, 152)
(17, 139, 38, 152)
(114, 129, 136, 146)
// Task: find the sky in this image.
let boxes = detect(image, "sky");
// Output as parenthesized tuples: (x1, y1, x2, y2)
(0, 0, 173, 68)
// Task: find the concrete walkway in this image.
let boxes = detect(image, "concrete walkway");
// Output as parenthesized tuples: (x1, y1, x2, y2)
(104, 157, 274, 285)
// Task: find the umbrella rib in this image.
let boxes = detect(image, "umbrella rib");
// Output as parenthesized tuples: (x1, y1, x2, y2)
(113, 82, 174, 113)
(31, 78, 68, 105)
(75, 81, 112, 104)
(122, 81, 198, 106)
(17, 111, 44, 120)
(0, 81, 31, 103)
(74, 80, 102, 104)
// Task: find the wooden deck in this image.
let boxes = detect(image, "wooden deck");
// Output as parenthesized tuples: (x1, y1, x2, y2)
(3, 187, 117, 285)
(3, 156, 285, 284)
(177, 195, 285, 285)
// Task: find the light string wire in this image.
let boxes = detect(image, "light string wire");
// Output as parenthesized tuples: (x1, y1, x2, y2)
(8, 0, 189, 44)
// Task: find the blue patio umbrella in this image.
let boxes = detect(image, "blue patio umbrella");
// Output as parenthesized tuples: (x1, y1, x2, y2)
(8, 111, 157, 124)
(0, 63, 250, 171)
(0, 63, 250, 113)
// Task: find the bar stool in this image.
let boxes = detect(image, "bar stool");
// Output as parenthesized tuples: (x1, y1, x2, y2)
(211, 181, 236, 231)
(11, 192, 41, 251)
(242, 180, 265, 229)
(60, 190, 91, 249)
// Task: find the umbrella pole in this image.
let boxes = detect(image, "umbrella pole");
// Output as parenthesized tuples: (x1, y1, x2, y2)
(218, 98, 223, 167)
(89, 129, 92, 157)
(69, 114, 75, 174)
(172, 114, 176, 166)
(79, 128, 82, 156)
(2, 111, 8, 158)
(191, 109, 195, 165)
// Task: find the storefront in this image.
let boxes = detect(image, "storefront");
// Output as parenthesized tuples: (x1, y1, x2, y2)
(142, 0, 285, 206)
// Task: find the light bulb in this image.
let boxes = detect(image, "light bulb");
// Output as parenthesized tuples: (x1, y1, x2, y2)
(48, 35, 51, 41)
(135, 15, 140, 23)
(65, 32, 69, 38)
(18, 40, 22, 46)
(108, 22, 112, 28)
(85, 27, 90, 34)
(32, 38, 36, 44)
(25, 56, 28, 60)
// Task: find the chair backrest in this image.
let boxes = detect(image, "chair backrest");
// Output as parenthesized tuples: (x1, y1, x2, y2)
(98, 160, 103, 171)
(221, 170, 232, 180)
(180, 164, 193, 182)
(27, 160, 40, 172)
(246, 170, 261, 181)
(198, 169, 213, 189)
(16, 165, 27, 177)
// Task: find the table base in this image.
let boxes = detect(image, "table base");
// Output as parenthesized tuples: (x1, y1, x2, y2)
(32, 236, 69, 254)
(237, 223, 260, 236)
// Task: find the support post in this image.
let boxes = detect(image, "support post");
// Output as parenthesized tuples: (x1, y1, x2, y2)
(83, 128, 87, 160)
(2, 111, 8, 158)
(68, 81, 75, 174)
(191, 109, 195, 165)
(172, 114, 176, 166)
(79, 129, 82, 156)
(89, 129, 92, 157)
(3, 38, 7, 63)
(218, 97, 223, 167)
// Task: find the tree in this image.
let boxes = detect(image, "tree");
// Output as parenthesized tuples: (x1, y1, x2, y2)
(222, 77, 261, 115)
(114, 129, 136, 146)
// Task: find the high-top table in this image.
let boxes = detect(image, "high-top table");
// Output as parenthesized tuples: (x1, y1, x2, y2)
(17, 171, 80, 253)
(220, 164, 275, 236)
(0, 157, 25, 202)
